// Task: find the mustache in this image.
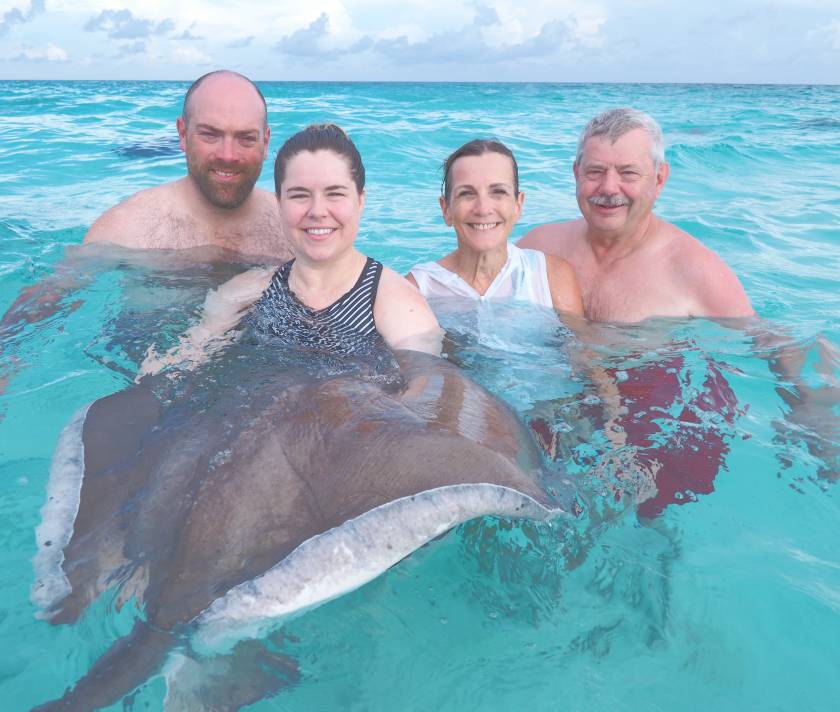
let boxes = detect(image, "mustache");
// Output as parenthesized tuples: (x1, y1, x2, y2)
(588, 194, 630, 207)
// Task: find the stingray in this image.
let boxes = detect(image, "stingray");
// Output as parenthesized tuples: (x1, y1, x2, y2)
(114, 136, 182, 159)
(31, 349, 569, 710)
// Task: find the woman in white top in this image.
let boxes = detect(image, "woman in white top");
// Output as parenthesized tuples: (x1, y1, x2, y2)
(408, 139, 583, 317)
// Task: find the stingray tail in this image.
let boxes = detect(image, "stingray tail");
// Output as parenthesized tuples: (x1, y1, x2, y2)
(32, 620, 174, 712)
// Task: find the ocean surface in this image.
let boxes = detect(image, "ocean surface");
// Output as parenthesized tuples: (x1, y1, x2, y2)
(1, 81, 839, 710)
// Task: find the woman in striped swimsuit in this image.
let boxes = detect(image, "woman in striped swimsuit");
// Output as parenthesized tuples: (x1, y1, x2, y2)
(140, 124, 442, 375)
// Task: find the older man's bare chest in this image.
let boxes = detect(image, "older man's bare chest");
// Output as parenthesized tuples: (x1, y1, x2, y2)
(576, 252, 694, 323)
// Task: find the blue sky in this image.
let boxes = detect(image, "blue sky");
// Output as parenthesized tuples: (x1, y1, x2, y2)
(1, 0, 839, 83)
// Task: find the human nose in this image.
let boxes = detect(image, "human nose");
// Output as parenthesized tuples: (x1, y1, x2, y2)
(599, 168, 620, 194)
(217, 136, 238, 163)
(306, 193, 327, 217)
(472, 192, 492, 214)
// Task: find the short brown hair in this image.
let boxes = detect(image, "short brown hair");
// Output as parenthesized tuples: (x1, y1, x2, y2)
(441, 139, 519, 203)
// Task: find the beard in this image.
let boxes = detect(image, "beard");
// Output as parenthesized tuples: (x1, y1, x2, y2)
(186, 155, 262, 210)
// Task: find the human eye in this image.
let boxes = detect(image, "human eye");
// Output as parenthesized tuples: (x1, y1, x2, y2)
(455, 188, 475, 199)
(491, 187, 510, 197)
(585, 168, 604, 179)
(238, 134, 259, 147)
(286, 190, 308, 200)
(620, 169, 641, 180)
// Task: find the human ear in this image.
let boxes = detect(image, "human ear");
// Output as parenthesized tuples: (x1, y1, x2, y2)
(439, 195, 453, 227)
(263, 125, 271, 159)
(655, 162, 670, 197)
(513, 191, 525, 222)
(176, 116, 187, 152)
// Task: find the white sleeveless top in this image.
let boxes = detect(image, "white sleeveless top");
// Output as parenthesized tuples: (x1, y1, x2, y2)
(409, 244, 553, 307)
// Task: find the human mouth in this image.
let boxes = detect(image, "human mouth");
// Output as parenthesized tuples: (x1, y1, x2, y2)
(589, 194, 630, 208)
(468, 222, 502, 230)
(212, 168, 239, 181)
(304, 227, 337, 237)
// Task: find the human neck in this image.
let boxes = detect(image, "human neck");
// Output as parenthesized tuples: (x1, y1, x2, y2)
(586, 215, 658, 266)
(289, 248, 367, 310)
(444, 242, 509, 296)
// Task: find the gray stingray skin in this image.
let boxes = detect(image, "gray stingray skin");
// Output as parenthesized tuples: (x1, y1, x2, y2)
(31, 350, 564, 711)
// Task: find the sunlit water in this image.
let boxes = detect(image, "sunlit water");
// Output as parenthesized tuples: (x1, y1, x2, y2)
(1, 81, 839, 711)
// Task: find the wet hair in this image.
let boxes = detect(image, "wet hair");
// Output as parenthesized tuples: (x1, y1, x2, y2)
(441, 139, 519, 204)
(576, 108, 665, 167)
(274, 124, 366, 195)
(182, 70, 267, 128)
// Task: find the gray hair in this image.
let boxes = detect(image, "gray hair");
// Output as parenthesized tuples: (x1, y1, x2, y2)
(575, 108, 665, 167)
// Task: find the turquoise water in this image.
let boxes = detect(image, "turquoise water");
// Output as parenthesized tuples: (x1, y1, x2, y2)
(1, 81, 839, 710)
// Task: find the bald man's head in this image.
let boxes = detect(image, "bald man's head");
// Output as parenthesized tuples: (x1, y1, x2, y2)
(182, 70, 267, 129)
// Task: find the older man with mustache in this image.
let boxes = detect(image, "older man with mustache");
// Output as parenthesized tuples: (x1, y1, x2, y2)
(520, 108, 757, 517)
(519, 108, 753, 322)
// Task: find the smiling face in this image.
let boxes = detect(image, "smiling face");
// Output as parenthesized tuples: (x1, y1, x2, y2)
(574, 128, 668, 238)
(440, 152, 524, 253)
(277, 149, 365, 263)
(177, 73, 269, 209)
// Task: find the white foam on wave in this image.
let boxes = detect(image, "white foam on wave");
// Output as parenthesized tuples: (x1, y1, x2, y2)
(192, 483, 563, 653)
(31, 403, 91, 616)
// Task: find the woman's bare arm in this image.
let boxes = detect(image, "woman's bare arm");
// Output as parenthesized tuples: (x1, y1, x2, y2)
(374, 267, 443, 356)
(138, 267, 275, 377)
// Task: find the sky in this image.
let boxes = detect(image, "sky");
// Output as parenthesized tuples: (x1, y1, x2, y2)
(1, 0, 839, 83)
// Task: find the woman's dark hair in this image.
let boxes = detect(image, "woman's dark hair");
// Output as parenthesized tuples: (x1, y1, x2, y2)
(441, 139, 519, 203)
(274, 124, 365, 194)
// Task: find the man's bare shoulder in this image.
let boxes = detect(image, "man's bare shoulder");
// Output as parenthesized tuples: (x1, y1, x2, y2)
(661, 220, 754, 318)
(517, 219, 584, 257)
(83, 181, 183, 246)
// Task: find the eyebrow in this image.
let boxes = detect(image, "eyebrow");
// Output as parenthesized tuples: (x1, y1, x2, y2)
(584, 161, 641, 170)
(454, 182, 513, 191)
(192, 123, 260, 137)
(285, 183, 350, 192)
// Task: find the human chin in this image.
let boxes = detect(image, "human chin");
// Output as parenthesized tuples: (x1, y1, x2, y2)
(192, 165, 259, 209)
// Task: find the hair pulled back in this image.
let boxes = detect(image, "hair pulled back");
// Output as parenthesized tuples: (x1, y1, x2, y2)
(441, 139, 519, 203)
(274, 124, 365, 194)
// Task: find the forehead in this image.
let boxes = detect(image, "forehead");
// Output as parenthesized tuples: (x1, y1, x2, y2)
(283, 150, 354, 185)
(188, 75, 265, 130)
(450, 152, 515, 185)
(580, 128, 654, 166)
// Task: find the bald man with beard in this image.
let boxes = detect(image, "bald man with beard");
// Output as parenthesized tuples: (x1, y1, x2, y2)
(1, 71, 291, 395)
(84, 69, 290, 262)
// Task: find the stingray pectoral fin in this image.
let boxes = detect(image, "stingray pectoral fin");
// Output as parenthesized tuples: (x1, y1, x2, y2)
(163, 640, 299, 712)
(32, 620, 174, 712)
(31, 404, 90, 617)
(32, 386, 162, 622)
(193, 483, 564, 653)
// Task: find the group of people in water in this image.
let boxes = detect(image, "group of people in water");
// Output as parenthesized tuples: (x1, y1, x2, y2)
(2, 68, 834, 521)
(100, 68, 754, 378)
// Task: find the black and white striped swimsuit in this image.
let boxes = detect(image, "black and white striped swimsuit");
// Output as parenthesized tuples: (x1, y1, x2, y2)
(250, 256, 386, 357)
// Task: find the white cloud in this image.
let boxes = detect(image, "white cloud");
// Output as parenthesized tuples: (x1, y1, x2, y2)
(0, 0, 45, 36)
(14, 41, 68, 61)
(84, 8, 174, 39)
(171, 44, 211, 64)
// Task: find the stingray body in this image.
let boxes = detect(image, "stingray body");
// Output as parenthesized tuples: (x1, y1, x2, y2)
(32, 350, 565, 710)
